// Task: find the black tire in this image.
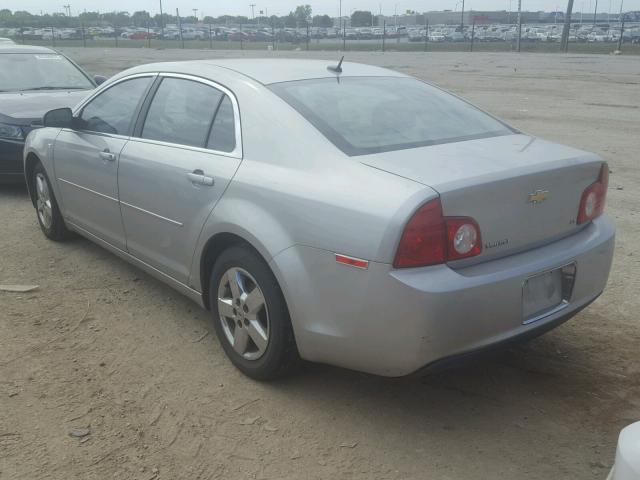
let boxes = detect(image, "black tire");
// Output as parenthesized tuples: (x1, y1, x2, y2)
(209, 245, 300, 380)
(32, 162, 72, 241)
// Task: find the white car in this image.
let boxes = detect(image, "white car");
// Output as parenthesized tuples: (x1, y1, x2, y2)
(608, 422, 640, 480)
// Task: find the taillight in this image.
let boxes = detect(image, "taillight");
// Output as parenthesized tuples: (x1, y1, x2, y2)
(577, 163, 609, 225)
(446, 217, 482, 261)
(393, 199, 446, 268)
(393, 198, 482, 268)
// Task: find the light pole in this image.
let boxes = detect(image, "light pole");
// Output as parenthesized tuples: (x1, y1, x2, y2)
(249, 4, 256, 20)
(517, 0, 522, 52)
(561, 0, 575, 51)
(159, 0, 164, 40)
(593, 0, 598, 25)
(192, 8, 198, 21)
(461, 0, 465, 31)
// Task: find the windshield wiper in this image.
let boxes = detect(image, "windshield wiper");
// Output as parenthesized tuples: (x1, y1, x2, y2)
(19, 86, 86, 91)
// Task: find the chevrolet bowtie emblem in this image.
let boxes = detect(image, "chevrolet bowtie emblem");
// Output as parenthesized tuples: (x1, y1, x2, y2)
(528, 190, 549, 204)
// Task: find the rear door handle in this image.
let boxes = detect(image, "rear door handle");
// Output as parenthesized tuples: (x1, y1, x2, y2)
(187, 170, 214, 187)
(99, 150, 116, 162)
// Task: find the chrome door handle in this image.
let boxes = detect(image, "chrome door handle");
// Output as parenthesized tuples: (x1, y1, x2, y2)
(187, 170, 214, 186)
(99, 151, 116, 162)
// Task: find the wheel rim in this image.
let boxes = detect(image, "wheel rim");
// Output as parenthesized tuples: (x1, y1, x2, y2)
(217, 267, 269, 361)
(35, 173, 53, 230)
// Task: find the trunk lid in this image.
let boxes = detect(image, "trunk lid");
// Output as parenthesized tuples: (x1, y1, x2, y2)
(360, 134, 604, 264)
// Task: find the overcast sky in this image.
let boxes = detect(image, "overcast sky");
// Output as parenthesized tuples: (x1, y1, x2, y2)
(2, 0, 636, 17)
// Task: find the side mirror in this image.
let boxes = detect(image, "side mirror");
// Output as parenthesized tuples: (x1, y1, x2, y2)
(43, 108, 74, 128)
(93, 75, 107, 86)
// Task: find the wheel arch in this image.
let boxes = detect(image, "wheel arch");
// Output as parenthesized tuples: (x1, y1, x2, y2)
(198, 231, 277, 311)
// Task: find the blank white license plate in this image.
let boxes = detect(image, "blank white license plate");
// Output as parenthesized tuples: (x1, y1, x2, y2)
(522, 268, 563, 323)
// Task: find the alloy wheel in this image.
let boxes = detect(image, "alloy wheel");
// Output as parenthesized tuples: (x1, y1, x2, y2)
(217, 267, 270, 361)
(35, 173, 53, 230)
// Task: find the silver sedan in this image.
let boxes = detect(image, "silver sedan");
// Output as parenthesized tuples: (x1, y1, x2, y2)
(24, 59, 615, 379)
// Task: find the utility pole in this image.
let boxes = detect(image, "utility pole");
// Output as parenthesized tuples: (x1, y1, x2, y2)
(617, 12, 625, 50)
(177, 8, 184, 48)
(249, 4, 256, 20)
(159, 0, 164, 40)
(593, 0, 598, 25)
(517, 0, 522, 51)
(561, 0, 574, 52)
(424, 16, 428, 51)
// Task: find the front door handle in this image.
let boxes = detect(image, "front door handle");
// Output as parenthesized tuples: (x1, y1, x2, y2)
(187, 169, 214, 187)
(99, 150, 116, 162)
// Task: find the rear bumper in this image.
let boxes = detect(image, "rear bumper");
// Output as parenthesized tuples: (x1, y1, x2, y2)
(413, 292, 599, 375)
(270, 214, 615, 377)
(0, 139, 25, 182)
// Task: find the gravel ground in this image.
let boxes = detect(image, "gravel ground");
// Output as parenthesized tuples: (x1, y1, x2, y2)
(1, 49, 639, 480)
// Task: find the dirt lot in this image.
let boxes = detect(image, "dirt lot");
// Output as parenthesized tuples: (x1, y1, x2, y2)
(1, 50, 639, 480)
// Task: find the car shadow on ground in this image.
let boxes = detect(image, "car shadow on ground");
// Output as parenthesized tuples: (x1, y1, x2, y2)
(0, 183, 28, 197)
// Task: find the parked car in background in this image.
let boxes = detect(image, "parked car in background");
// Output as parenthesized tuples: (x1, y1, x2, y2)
(0, 37, 14, 44)
(25, 59, 614, 380)
(0, 45, 103, 182)
(228, 31, 250, 41)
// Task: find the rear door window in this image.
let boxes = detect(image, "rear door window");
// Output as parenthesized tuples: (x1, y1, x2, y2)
(206, 95, 236, 153)
(141, 77, 223, 148)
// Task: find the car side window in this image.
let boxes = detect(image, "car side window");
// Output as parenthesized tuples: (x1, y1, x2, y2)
(79, 77, 152, 135)
(207, 95, 236, 153)
(141, 78, 223, 148)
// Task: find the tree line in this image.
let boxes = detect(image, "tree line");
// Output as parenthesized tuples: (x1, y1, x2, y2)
(0, 5, 369, 28)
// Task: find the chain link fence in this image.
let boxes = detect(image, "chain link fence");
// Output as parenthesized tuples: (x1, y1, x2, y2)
(2, 21, 639, 54)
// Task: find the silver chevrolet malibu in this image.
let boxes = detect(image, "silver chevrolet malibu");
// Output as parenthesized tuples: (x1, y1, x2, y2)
(24, 59, 615, 380)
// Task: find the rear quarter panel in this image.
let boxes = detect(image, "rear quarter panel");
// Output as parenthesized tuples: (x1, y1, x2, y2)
(188, 79, 434, 292)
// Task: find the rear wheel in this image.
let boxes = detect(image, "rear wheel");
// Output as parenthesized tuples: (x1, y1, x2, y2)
(209, 245, 299, 380)
(32, 162, 72, 241)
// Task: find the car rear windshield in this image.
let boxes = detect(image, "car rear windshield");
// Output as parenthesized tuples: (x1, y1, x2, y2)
(269, 76, 514, 156)
(0, 53, 93, 92)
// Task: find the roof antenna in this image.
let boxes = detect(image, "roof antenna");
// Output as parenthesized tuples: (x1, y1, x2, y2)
(327, 56, 344, 74)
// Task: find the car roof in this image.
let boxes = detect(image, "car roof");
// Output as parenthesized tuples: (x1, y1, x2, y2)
(0, 44, 56, 54)
(122, 58, 408, 85)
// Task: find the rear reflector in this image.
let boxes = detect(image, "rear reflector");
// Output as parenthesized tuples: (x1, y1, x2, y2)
(335, 254, 369, 269)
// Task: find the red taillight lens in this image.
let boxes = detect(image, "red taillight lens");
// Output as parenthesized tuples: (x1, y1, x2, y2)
(577, 163, 609, 225)
(393, 199, 446, 268)
(393, 198, 482, 268)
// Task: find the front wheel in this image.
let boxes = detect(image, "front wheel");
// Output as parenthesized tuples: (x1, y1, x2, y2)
(32, 162, 72, 241)
(209, 245, 300, 380)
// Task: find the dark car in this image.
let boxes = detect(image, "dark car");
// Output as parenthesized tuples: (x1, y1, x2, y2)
(0, 44, 104, 182)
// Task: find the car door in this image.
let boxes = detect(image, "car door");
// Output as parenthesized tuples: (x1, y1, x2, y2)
(118, 74, 242, 284)
(53, 75, 155, 250)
